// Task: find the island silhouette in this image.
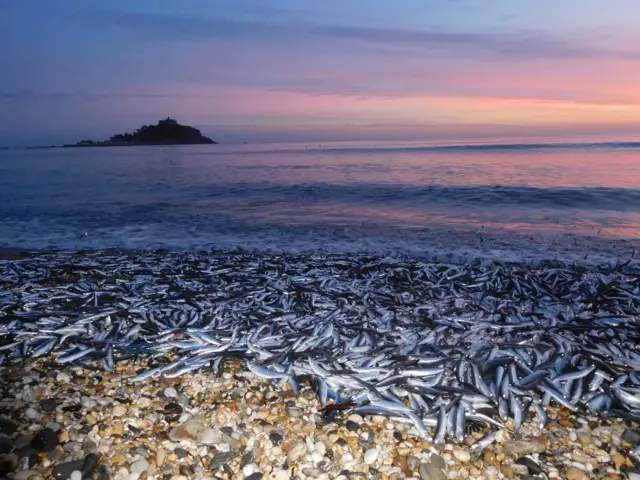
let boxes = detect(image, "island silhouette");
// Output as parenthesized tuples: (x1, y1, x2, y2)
(64, 118, 216, 147)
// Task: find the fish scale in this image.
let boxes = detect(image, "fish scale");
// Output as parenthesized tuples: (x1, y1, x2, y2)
(0, 250, 639, 447)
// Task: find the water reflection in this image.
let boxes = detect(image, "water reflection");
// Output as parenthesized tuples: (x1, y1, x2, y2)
(0, 143, 639, 241)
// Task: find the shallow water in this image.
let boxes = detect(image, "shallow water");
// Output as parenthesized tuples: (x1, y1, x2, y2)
(1, 141, 639, 263)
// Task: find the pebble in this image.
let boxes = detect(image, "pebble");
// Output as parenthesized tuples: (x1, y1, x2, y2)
(310, 450, 323, 464)
(500, 465, 514, 478)
(419, 454, 447, 480)
(0, 438, 12, 455)
(623, 428, 640, 445)
(484, 451, 498, 467)
(40, 399, 58, 412)
(52, 460, 85, 480)
(270, 470, 290, 480)
(485, 466, 499, 477)
(346, 421, 360, 432)
(137, 397, 151, 408)
(156, 447, 165, 466)
(314, 441, 326, 456)
(572, 451, 589, 464)
(45, 422, 63, 432)
(168, 419, 207, 443)
(47, 449, 64, 462)
(511, 463, 529, 476)
(453, 447, 470, 462)
(244, 464, 259, 476)
(364, 448, 380, 464)
(577, 434, 590, 445)
(0, 420, 17, 437)
(15, 470, 42, 480)
(566, 467, 589, 480)
(302, 468, 321, 478)
(81, 453, 101, 477)
(197, 428, 222, 445)
(70, 471, 82, 480)
(175, 447, 189, 459)
(15, 436, 34, 449)
(112, 404, 127, 416)
(164, 387, 178, 398)
(286, 407, 303, 418)
(241, 451, 255, 467)
(211, 452, 233, 469)
(24, 408, 38, 420)
(131, 458, 149, 474)
(347, 414, 363, 424)
(31, 428, 59, 453)
(360, 431, 374, 450)
(56, 372, 71, 383)
(504, 440, 547, 456)
(65, 442, 83, 453)
(612, 454, 627, 469)
(515, 457, 542, 475)
(111, 422, 124, 436)
(287, 441, 307, 463)
(135, 446, 149, 458)
(164, 402, 183, 415)
(15, 446, 38, 468)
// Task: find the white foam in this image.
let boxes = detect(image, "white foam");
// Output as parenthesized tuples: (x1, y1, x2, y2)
(1, 218, 639, 271)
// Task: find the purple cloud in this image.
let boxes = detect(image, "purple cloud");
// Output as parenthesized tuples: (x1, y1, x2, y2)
(86, 10, 640, 60)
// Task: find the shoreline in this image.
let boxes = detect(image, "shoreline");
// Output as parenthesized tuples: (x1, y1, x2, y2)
(1, 250, 639, 479)
(1, 228, 639, 274)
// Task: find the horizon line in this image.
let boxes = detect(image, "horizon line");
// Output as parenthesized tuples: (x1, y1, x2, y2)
(5, 139, 640, 152)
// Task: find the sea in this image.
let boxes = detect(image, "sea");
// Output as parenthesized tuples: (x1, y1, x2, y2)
(1, 141, 639, 267)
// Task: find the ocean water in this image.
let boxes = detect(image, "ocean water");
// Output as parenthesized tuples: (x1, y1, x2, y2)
(1, 141, 639, 265)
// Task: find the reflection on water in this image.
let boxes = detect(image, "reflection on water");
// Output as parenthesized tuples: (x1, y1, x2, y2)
(0, 142, 639, 247)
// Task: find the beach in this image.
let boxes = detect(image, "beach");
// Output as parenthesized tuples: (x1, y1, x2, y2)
(5, 0, 640, 478)
(1, 130, 640, 480)
(1, 249, 639, 480)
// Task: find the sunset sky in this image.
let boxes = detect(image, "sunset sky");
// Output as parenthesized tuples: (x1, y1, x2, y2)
(2, 0, 640, 145)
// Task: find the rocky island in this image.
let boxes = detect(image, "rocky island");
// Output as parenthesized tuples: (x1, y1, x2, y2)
(64, 118, 216, 147)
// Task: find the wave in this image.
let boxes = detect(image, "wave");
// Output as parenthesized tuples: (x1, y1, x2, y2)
(1, 184, 639, 221)
(1, 218, 639, 272)
(320, 141, 640, 155)
(209, 141, 640, 157)
(205, 183, 639, 212)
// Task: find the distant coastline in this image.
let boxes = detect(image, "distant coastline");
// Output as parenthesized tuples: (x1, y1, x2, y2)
(31, 118, 217, 149)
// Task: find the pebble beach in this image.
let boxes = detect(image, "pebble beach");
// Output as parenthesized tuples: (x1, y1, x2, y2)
(1, 250, 639, 480)
(1, 357, 639, 480)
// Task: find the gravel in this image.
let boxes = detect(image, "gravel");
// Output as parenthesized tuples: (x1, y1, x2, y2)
(0, 328, 638, 480)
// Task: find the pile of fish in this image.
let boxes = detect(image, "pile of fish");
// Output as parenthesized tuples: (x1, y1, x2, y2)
(1, 250, 639, 448)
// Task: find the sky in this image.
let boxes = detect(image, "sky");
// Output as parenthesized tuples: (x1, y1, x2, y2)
(1, 0, 640, 145)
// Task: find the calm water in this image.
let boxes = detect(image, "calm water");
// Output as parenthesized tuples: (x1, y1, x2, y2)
(1, 142, 639, 263)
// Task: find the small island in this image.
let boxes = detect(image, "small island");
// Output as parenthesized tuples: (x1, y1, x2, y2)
(64, 118, 216, 147)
